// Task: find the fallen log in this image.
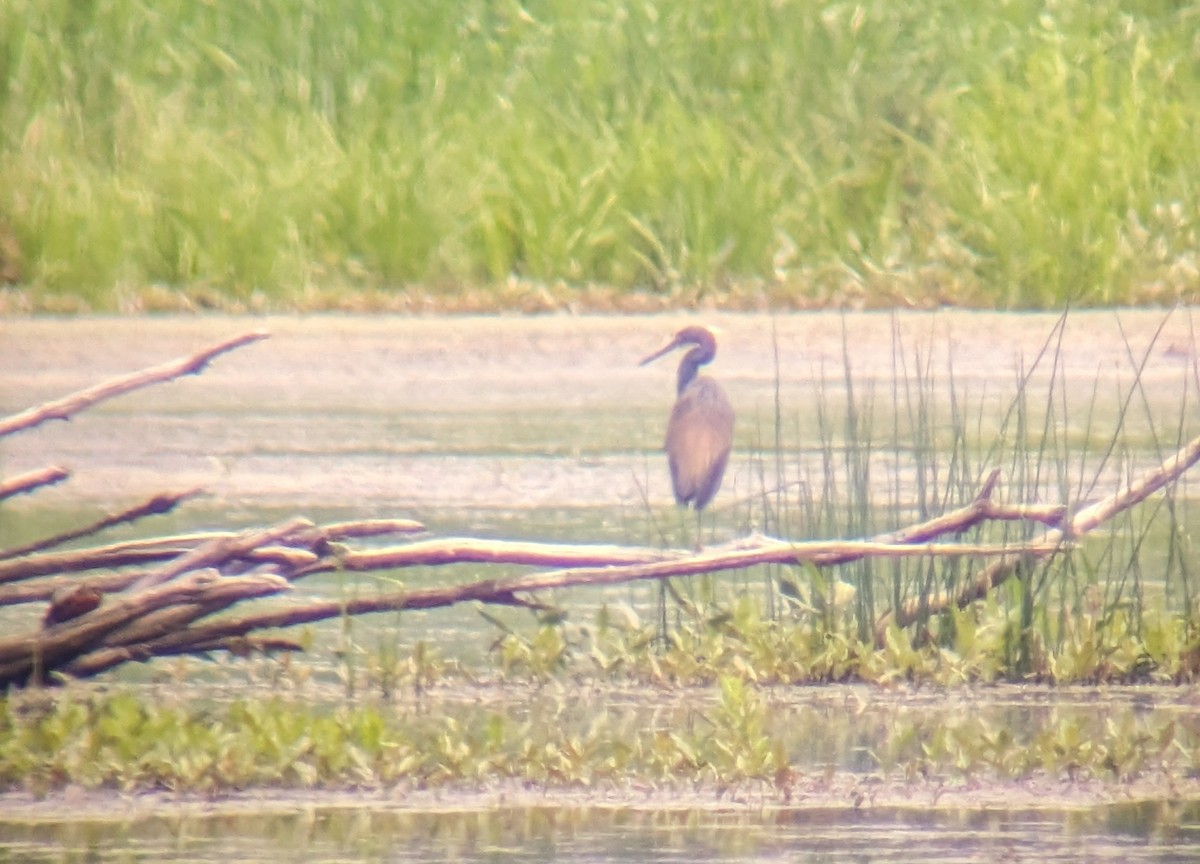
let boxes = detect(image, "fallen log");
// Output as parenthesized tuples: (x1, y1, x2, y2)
(2, 431, 1193, 686)
(0, 509, 1064, 686)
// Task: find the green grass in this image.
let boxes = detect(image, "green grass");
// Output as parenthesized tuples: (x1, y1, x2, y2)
(0, 0, 1197, 311)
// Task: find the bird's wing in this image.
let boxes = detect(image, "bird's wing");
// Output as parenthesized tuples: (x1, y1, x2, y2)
(665, 380, 734, 507)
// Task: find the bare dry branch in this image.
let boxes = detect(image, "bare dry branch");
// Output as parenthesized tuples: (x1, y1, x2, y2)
(0, 570, 290, 686)
(315, 519, 426, 541)
(328, 537, 680, 574)
(306, 471, 1031, 579)
(0, 466, 70, 501)
(873, 428, 1200, 643)
(874, 557, 1025, 641)
(1068, 433, 1200, 536)
(979, 501, 1069, 527)
(83, 535, 1062, 672)
(0, 488, 206, 562)
(0, 571, 147, 605)
(128, 517, 315, 591)
(0, 545, 319, 605)
(0, 330, 269, 438)
(64, 635, 304, 680)
(0, 538, 289, 587)
(494, 538, 1064, 595)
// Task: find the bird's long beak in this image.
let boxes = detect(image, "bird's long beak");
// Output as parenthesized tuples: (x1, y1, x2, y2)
(638, 335, 681, 367)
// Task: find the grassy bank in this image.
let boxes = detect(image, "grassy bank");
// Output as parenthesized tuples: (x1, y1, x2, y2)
(1, 0, 1197, 312)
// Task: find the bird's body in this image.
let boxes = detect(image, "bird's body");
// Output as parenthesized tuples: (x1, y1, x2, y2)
(665, 375, 733, 510)
(640, 326, 734, 532)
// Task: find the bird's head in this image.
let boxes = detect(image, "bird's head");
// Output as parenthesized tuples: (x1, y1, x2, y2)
(638, 325, 719, 367)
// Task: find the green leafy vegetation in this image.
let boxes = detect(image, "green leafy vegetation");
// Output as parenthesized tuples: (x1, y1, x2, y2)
(490, 588, 1196, 689)
(2, 668, 1196, 795)
(1, 0, 1197, 311)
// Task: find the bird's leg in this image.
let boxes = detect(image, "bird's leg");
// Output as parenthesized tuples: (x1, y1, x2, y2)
(693, 507, 703, 553)
(657, 580, 669, 649)
(672, 504, 693, 553)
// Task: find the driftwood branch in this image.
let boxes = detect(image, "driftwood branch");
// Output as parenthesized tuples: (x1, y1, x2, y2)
(0, 497, 1065, 686)
(0, 488, 206, 562)
(82, 539, 1066, 659)
(0, 466, 70, 501)
(0, 330, 269, 438)
(0, 569, 274, 673)
(0, 518, 426, 588)
(1066, 434, 1200, 537)
(874, 429, 1200, 642)
(127, 517, 316, 591)
(295, 470, 1048, 581)
(0, 570, 290, 687)
(311, 519, 426, 541)
(1, 428, 1194, 685)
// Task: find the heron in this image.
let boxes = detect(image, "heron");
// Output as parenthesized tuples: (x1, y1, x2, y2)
(639, 325, 734, 549)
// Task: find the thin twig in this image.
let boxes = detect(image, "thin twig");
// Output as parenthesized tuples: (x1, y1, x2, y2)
(0, 466, 70, 501)
(0, 330, 269, 438)
(0, 488, 205, 562)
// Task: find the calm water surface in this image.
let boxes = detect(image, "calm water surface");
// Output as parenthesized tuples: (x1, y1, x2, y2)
(3, 797, 1200, 863)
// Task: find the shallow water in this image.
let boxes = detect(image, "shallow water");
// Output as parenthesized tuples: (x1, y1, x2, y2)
(3, 311, 1198, 512)
(3, 798, 1200, 863)
(3, 311, 1200, 861)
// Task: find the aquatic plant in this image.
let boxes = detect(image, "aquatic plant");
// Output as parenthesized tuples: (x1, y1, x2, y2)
(0, 680, 1193, 796)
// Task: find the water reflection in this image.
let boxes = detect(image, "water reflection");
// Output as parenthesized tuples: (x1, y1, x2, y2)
(3, 799, 1198, 863)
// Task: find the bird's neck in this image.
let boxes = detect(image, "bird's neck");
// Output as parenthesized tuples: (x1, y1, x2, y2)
(676, 351, 706, 394)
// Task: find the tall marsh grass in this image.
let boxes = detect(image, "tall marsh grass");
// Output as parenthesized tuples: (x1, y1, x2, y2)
(1, 0, 1197, 310)
(728, 310, 1200, 682)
